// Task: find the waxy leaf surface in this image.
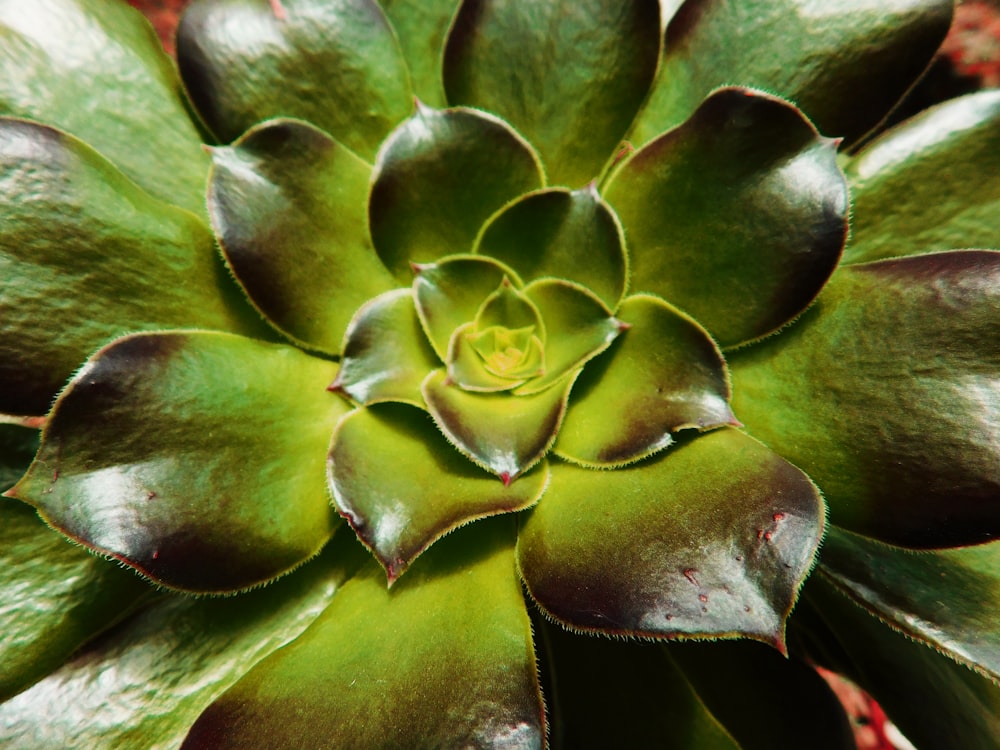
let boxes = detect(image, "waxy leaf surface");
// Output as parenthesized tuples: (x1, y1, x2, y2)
(667, 640, 856, 750)
(631, 0, 953, 146)
(334, 289, 440, 406)
(0, 119, 266, 416)
(10, 331, 346, 593)
(537, 618, 739, 749)
(443, 0, 661, 186)
(800, 576, 1000, 750)
(0, 537, 357, 749)
(380, 0, 458, 107)
(423, 368, 574, 481)
(607, 87, 847, 348)
(519, 428, 823, 648)
(0, 0, 209, 215)
(177, 0, 411, 159)
(845, 90, 1000, 264)
(730, 251, 1000, 547)
(182, 521, 544, 750)
(556, 295, 734, 467)
(476, 187, 628, 309)
(328, 403, 548, 581)
(0, 501, 149, 701)
(208, 118, 396, 353)
(369, 106, 543, 280)
(819, 527, 1000, 681)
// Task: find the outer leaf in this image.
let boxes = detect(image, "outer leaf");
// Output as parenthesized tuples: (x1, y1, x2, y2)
(208, 118, 396, 353)
(443, 0, 661, 186)
(798, 576, 1000, 750)
(819, 527, 1000, 681)
(555, 295, 735, 467)
(423, 368, 575, 482)
(845, 90, 1000, 264)
(380, 0, 459, 107)
(536, 617, 739, 749)
(8, 331, 347, 593)
(475, 187, 628, 309)
(0, 422, 39, 492)
(667, 640, 856, 750)
(0, 534, 359, 749)
(412, 254, 523, 359)
(519, 428, 824, 650)
(0, 0, 210, 215)
(0, 119, 268, 416)
(730, 250, 1000, 547)
(606, 87, 848, 348)
(177, 0, 412, 160)
(0, 500, 149, 701)
(182, 520, 545, 750)
(328, 403, 549, 582)
(630, 0, 953, 146)
(333, 289, 440, 406)
(369, 105, 543, 281)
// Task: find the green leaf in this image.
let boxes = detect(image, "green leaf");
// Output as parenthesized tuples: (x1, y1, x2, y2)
(0, 533, 359, 749)
(798, 575, 1000, 750)
(0, 500, 149, 701)
(0, 119, 269, 416)
(519, 428, 824, 649)
(730, 250, 1000, 547)
(181, 520, 545, 750)
(449, 322, 545, 392)
(0, 422, 39, 492)
(555, 295, 735, 467)
(443, 0, 661, 186)
(423, 368, 574, 482)
(516, 279, 624, 396)
(606, 87, 848, 348)
(630, 0, 953, 146)
(819, 527, 1000, 681)
(8, 331, 347, 593)
(208, 118, 397, 354)
(333, 289, 440, 406)
(667, 640, 856, 750)
(369, 105, 544, 281)
(845, 90, 1000, 264)
(328, 403, 548, 581)
(536, 617, 740, 749)
(412, 254, 523, 360)
(475, 186, 629, 309)
(0, 0, 210, 215)
(380, 0, 459, 107)
(177, 0, 412, 160)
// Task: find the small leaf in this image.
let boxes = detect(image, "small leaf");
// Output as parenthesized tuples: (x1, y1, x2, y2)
(519, 428, 824, 649)
(0, 119, 268, 416)
(423, 368, 574, 482)
(0, 0, 210, 214)
(8, 331, 347, 593)
(328, 403, 548, 581)
(333, 289, 440, 406)
(607, 87, 848, 348)
(177, 0, 412, 160)
(555, 294, 735, 467)
(845, 90, 1000, 264)
(369, 106, 544, 281)
(412, 254, 523, 360)
(730, 250, 1000, 547)
(630, 0, 953, 146)
(0, 535, 357, 749)
(208, 118, 397, 354)
(444, 0, 661, 186)
(819, 527, 1000, 682)
(475, 186, 628, 309)
(181, 520, 545, 750)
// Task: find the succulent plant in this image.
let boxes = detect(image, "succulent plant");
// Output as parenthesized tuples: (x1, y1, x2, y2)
(2, 0, 999, 747)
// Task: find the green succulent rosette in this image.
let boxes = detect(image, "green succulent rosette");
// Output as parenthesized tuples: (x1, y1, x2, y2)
(2, 0, 999, 747)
